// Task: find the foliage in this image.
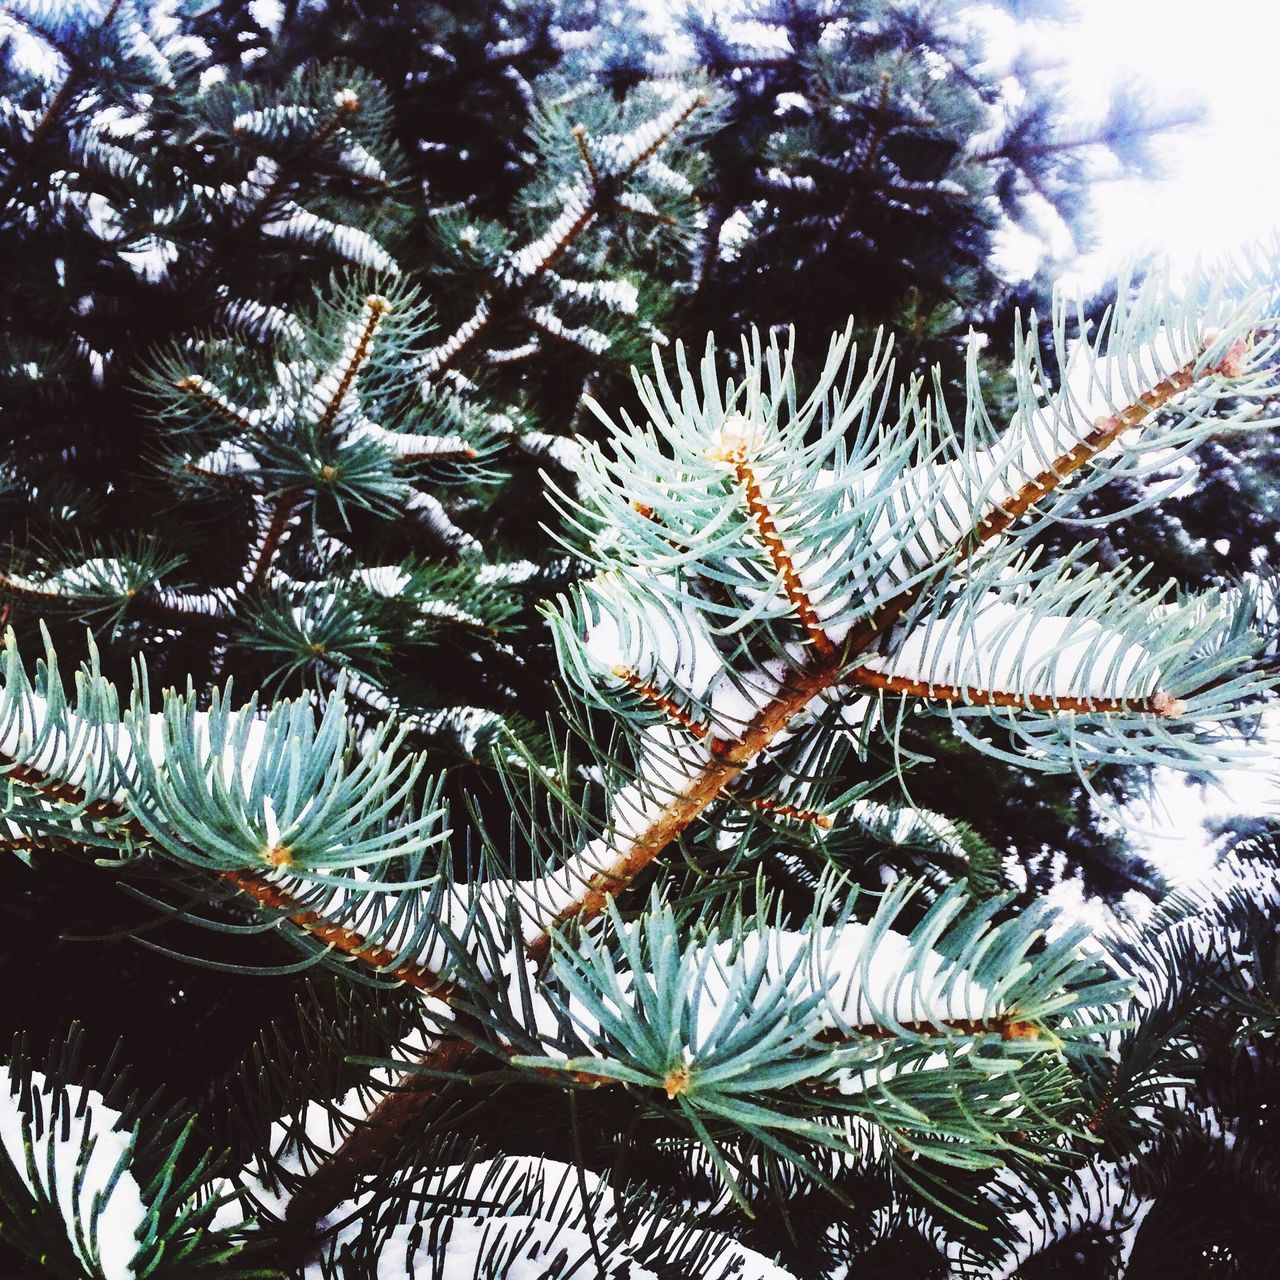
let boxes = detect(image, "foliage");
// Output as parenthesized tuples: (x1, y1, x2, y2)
(0, 250, 1276, 1274)
(2, 2, 1279, 1276)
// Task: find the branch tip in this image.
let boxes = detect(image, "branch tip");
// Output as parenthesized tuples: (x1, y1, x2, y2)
(709, 418, 835, 656)
(1201, 327, 1249, 379)
(662, 1066, 690, 1099)
(1150, 689, 1187, 718)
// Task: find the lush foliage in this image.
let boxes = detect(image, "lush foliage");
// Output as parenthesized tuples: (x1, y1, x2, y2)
(2, 1, 1278, 1277)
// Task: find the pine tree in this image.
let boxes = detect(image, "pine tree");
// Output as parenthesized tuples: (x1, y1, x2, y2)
(0, 0, 712, 746)
(0, 0, 711, 1107)
(2, 0, 1211, 908)
(1, 258, 1276, 1276)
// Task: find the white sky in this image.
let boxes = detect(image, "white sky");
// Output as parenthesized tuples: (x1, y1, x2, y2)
(979, 2, 1280, 887)
(986, 0, 1280, 290)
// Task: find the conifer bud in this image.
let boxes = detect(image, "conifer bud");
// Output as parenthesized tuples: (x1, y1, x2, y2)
(705, 414, 759, 464)
(1201, 327, 1249, 378)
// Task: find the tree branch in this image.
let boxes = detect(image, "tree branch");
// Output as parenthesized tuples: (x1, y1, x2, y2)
(846, 665, 1187, 718)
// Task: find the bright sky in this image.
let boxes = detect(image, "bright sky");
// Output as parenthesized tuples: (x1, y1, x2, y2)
(987, 0, 1280, 290)
(1062, 1, 1279, 884)
(975, 1, 1280, 888)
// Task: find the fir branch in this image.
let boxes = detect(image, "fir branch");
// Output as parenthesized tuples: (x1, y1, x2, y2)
(708, 418, 836, 657)
(280, 1032, 474, 1253)
(845, 664, 1187, 718)
(0, 0, 125, 215)
(220, 869, 454, 995)
(241, 492, 303, 596)
(421, 91, 706, 376)
(842, 331, 1252, 657)
(526, 654, 844, 963)
(571, 122, 600, 191)
(223, 87, 363, 246)
(173, 374, 260, 434)
(813, 1016, 1039, 1045)
(974, 337, 1247, 545)
(315, 294, 392, 433)
(1, 722, 452, 994)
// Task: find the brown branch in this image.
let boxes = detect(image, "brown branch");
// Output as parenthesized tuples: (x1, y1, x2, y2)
(974, 360, 1202, 544)
(280, 1031, 475, 1251)
(316, 294, 392, 432)
(0, 572, 79, 605)
(1087, 1063, 1121, 1134)
(220, 868, 454, 996)
(0, 753, 137, 826)
(0, 834, 56, 858)
(526, 654, 844, 964)
(708, 425, 836, 657)
(1, 748, 453, 995)
(173, 375, 258, 433)
(572, 123, 599, 191)
(241, 490, 302, 596)
(737, 793, 835, 829)
(815, 1015, 1041, 1043)
(846, 665, 1187, 718)
(610, 664, 708, 739)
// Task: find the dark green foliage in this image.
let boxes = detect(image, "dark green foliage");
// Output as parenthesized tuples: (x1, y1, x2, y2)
(1, 2, 1277, 1278)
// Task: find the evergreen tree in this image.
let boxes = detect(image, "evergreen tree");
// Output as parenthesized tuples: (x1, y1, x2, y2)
(4, 2, 1279, 1275)
(0, 260, 1276, 1277)
(0, 0, 713, 1115)
(1, 0, 1210, 906)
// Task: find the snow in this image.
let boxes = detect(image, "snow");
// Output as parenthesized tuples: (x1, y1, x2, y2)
(0, 1068, 147, 1280)
(516, 429, 585, 470)
(402, 490, 484, 558)
(550, 275, 641, 314)
(188, 440, 260, 477)
(375, 1216, 648, 1280)
(247, 0, 284, 33)
(312, 1154, 798, 1280)
(989, 1162, 1150, 1280)
(532, 306, 611, 355)
(348, 418, 473, 460)
(476, 560, 542, 586)
(352, 564, 411, 596)
(0, 671, 269, 808)
(861, 595, 1157, 703)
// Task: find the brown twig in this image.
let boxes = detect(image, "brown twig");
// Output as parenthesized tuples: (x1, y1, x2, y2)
(316, 295, 392, 433)
(846, 665, 1187, 718)
(610, 664, 709, 739)
(737, 793, 835, 828)
(707, 423, 835, 657)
